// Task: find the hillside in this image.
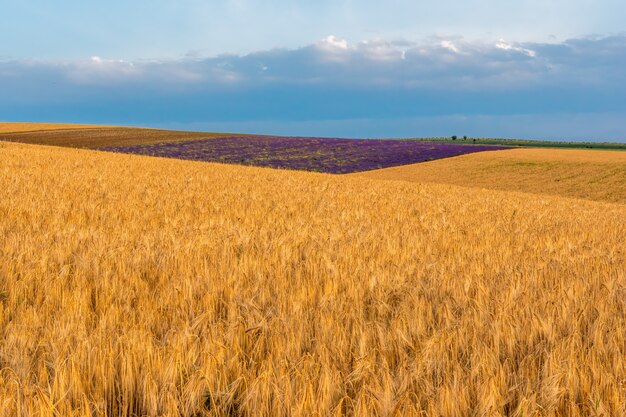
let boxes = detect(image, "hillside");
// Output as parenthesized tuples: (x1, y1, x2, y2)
(0, 141, 624, 416)
(0, 122, 114, 133)
(0, 123, 225, 148)
(354, 147, 626, 203)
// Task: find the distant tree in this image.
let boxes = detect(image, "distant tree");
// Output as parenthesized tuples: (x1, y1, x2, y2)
(473, 138, 477, 143)
(451, 135, 457, 140)
(463, 136, 468, 140)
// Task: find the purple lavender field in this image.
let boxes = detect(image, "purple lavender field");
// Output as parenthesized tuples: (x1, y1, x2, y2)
(100, 136, 510, 174)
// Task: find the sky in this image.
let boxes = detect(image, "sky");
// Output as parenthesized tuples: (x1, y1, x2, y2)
(1, 0, 625, 140)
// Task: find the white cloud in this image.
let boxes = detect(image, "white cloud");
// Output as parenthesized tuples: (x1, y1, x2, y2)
(314, 35, 351, 63)
(440, 40, 460, 53)
(495, 39, 537, 57)
(2, 35, 624, 95)
(357, 40, 407, 62)
(67, 56, 139, 83)
(1, 35, 624, 141)
(320, 35, 349, 50)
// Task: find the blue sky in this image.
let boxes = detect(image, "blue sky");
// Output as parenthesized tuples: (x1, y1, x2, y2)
(1, 1, 625, 140)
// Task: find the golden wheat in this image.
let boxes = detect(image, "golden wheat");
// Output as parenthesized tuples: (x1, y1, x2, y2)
(353, 147, 626, 203)
(0, 142, 625, 416)
(0, 125, 230, 149)
(0, 122, 115, 133)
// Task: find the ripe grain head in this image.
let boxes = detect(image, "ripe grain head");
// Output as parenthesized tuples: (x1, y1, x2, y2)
(354, 147, 626, 203)
(0, 142, 624, 416)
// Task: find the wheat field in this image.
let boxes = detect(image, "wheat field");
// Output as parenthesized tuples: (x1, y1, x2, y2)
(0, 123, 227, 148)
(0, 122, 115, 134)
(0, 142, 625, 416)
(353, 148, 626, 204)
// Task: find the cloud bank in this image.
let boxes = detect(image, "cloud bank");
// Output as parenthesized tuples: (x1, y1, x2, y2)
(2, 35, 625, 140)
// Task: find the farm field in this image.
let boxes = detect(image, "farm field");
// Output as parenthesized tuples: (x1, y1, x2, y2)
(1, 123, 510, 173)
(404, 137, 626, 151)
(102, 136, 509, 173)
(0, 122, 114, 133)
(0, 123, 226, 148)
(354, 147, 626, 203)
(0, 141, 625, 416)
